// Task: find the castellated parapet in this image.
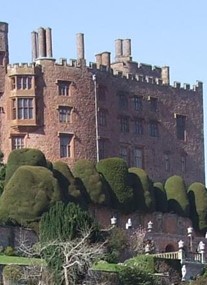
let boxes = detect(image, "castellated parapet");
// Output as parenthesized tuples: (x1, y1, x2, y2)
(0, 24, 204, 185)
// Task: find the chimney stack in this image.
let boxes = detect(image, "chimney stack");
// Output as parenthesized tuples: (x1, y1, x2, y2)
(76, 33, 85, 60)
(45, 27, 53, 58)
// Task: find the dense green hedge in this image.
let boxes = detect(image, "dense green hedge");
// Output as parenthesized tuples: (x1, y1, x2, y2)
(0, 165, 61, 225)
(165, 175, 189, 217)
(53, 160, 85, 203)
(188, 182, 207, 231)
(73, 159, 111, 206)
(96, 158, 135, 212)
(5, 148, 47, 184)
(128, 167, 155, 212)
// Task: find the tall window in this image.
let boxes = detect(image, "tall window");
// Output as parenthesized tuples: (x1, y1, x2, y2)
(149, 97, 158, 112)
(58, 80, 71, 96)
(176, 115, 186, 140)
(133, 96, 142, 111)
(120, 146, 128, 162)
(164, 154, 170, 171)
(134, 119, 143, 135)
(120, 117, 129, 133)
(134, 148, 143, 168)
(11, 136, 25, 150)
(99, 110, 107, 126)
(118, 92, 128, 110)
(59, 133, 73, 158)
(59, 106, 72, 123)
(18, 98, 34, 119)
(149, 121, 159, 137)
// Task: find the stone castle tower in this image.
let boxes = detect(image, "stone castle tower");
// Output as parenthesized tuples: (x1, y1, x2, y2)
(0, 22, 205, 185)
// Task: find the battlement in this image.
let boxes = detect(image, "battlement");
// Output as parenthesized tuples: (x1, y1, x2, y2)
(7, 62, 37, 76)
(88, 61, 202, 92)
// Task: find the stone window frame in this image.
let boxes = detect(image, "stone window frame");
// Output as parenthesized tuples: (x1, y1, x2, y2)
(12, 97, 34, 120)
(133, 95, 143, 111)
(58, 105, 73, 123)
(11, 134, 25, 150)
(118, 91, 128, 110)
(10, 75, 32, 90)
(134, 147, 144, 168)
(119, 145, 128, 163)
(98, 109, 107, 127)
(134, 118, 144, 135)
(56, 80, 71, 96)
(175, 113, 186, 141)
(120, 116, 129, 133)
(148, 96, 158, 112)
(149, 120, 159, 137)
(58, 132, 74, 158)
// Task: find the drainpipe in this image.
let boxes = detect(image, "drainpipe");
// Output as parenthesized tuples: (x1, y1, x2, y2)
(92, 74, 99, 162)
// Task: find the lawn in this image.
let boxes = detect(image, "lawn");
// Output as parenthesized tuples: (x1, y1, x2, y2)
(0, 255, 46, 266)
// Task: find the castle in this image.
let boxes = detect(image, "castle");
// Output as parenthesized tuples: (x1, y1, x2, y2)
(0, 22, 205, 184)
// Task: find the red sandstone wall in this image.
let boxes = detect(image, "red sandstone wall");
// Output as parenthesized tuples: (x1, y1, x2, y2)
(0, 59, 204, 186)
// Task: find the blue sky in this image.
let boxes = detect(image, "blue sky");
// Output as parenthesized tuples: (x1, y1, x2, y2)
(2, 0, 207, 180)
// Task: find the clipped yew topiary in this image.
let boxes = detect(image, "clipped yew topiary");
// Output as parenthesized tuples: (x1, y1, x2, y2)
(0, 165, 61, 225)
(188, 182, 207, 232)
(96, 157, 135, 212)
(5, 148, 47, 184)
(165, 175, 189, 217)
(53, 160, 87, 204)
(128, 167, 155, 212)
(153, 182, 168, 212)
(73, 159, 111, 206)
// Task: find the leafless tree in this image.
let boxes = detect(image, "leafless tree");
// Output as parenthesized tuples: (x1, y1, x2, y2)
(131, 225, 147, 253)
(17, 227, 106, 285)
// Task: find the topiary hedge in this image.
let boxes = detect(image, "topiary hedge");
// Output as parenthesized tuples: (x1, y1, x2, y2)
(53, 160, 86, 204)
(96, 158, 135, 212)
(5, 148, 47, 184)
(165, 175, 189, 217)
(73, 159, 111, 206)
(0, 165, 62, 225)
(128, 167, 155, 212)
(188, 182, 207, 232)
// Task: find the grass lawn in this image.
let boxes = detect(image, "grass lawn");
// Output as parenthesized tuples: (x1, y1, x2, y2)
(93, 261, 122, 272)
(0, 255, 46, 266)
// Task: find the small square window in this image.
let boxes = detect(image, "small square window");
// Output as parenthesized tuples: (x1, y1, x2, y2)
(11, 136, 25, 150)
(57, 80, 71, 96)
(59, 106, 72, 123)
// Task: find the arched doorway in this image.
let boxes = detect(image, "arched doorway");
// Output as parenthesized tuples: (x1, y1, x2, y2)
(165, 244, 175, 252)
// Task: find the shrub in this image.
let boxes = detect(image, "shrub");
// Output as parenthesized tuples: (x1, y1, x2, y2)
(5, 148, 47, 184)
(0, 165, 61, 225)
(118, 266, 155, 285)
(40, 201, 96, 242)
(3, 265, 22, 281)
(165, 175, 189, 217)
(188, 182, 207, 232)
(4, 246, 15, 256)
(106, 227, 128, 263)
(53, 161, 85, 203)
(73, 159, 111, 205)
(153, 182, 168, 212)
(96, 158, 135, 212)
(124, 255, 155, 274)
(128, 167, 155, 212)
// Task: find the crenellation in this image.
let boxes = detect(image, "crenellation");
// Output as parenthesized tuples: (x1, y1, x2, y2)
(183, 83, 190, 90)
(174, 81, 181, 89)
